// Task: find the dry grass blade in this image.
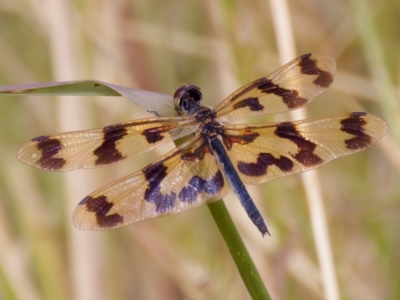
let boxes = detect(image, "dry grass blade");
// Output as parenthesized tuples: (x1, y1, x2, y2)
(269, 1, 339, 300)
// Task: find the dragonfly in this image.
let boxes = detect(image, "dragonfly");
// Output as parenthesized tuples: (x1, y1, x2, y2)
(17, 53, 388, 236)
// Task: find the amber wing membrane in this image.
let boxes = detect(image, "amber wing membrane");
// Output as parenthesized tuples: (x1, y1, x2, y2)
(17, 116, 198, 171)
(215, 53, 336, 123)
(73, 135, 228, 230)
(221, 113, 388, 184)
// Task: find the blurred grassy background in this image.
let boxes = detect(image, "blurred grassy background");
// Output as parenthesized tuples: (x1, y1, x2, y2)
(0, 0, 399, 299)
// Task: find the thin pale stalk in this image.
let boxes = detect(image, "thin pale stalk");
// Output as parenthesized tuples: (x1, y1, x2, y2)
(269, 1, 340, 300)
(46, 1, 104, 299)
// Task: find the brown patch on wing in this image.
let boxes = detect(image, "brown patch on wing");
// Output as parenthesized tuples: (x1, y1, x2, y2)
(299, 53, 334, 88)
(238, 153, 294, 177)
(227, 78, 266, 103)
(257, 79, 308, 109)
(32, 136, 66, 170)
(80, 195, 123, 228)
(94, 124, 128, 165)
(232, 97, 264, 112)
(222, 131, 260, 150)
(275, 122, 323, 166)
(142, 125, 174, 144)
(142, 163, 176, 213)
(341, 112, 371, 150)
(181, 142, 211, 162)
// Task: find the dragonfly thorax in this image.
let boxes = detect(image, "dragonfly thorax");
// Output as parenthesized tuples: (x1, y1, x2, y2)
(200, 119, 223, 138)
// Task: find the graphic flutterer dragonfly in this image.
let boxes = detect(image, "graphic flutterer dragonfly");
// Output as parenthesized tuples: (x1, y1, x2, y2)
(16, 54, 388, 236)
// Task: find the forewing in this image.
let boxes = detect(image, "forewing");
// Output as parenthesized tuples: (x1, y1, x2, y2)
(17, 116, 198, 171)
(221, 113, 387, 184)
(215, 53, 336, 122)
(73, 135, 227, 230)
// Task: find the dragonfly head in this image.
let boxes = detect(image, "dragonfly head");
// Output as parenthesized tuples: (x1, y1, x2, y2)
(174, 84, 203, 116)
